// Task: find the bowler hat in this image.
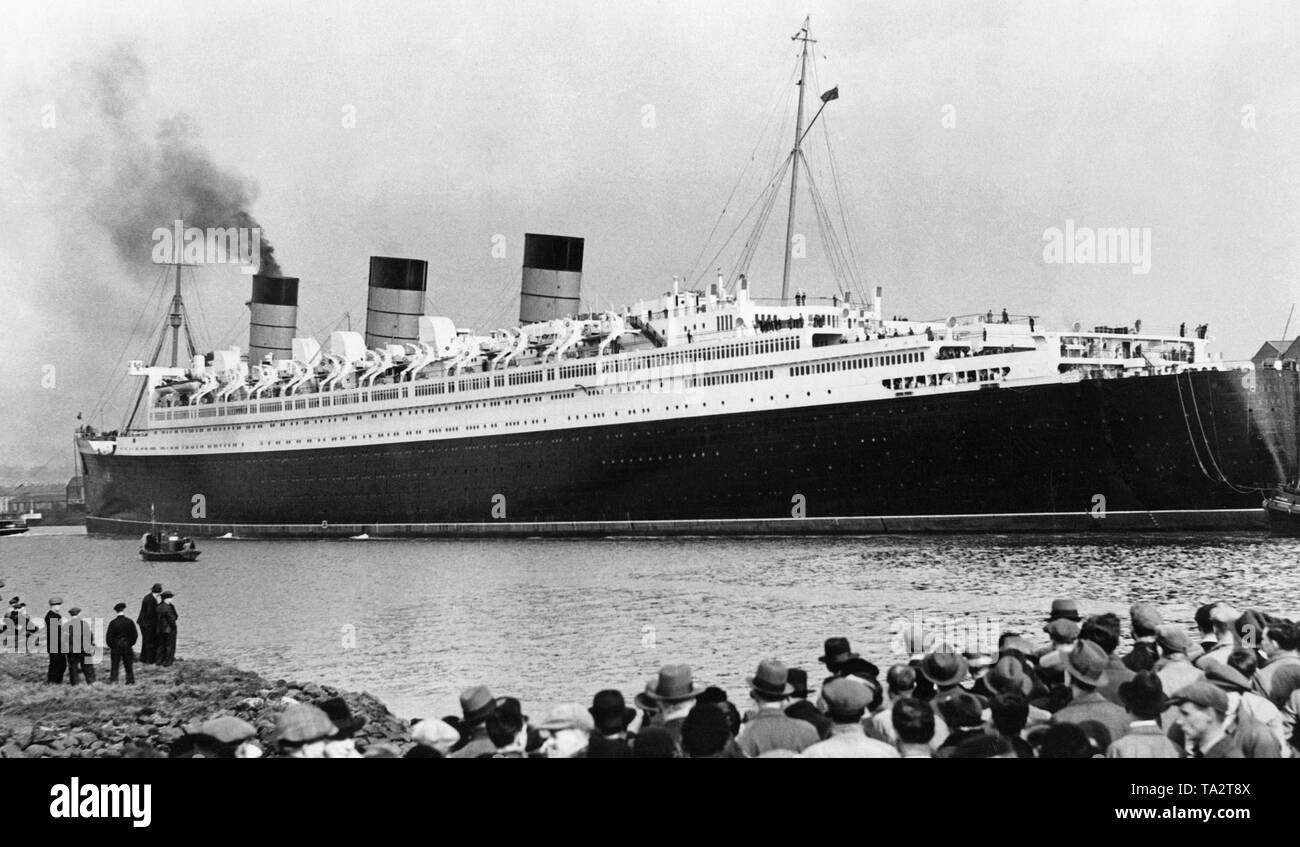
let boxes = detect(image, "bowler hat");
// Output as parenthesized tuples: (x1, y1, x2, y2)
(113, 602, 127, 612)
(487, 697, 527, 736)
(589, 689, 636, 735)
(151, 583, 163, 593)
(1065, 640, 1108, 687)
(1047, 598, 1081, 622)
(786, 668, 811, 698)
(919, 651, 968, 688)
(318, 697, 367, 738)
(985, 656, 1033, 696)
(747, 658, 794, 700)
(634, 664, 703, 710)
(818, 637, 859, 668)
(459, 685, 496, 726)
(1117, 671, 1165, 718)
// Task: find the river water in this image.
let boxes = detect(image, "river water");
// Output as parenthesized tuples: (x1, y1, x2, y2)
(2, 527, 1297, 721)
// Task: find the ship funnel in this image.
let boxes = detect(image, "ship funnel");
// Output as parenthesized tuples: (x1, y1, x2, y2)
(365, 256, 429, 349)
(520, 233, 583, 324)
(248, 275, 300, 363)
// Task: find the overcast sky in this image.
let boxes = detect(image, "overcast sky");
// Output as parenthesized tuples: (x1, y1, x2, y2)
(1, 0, 1298, 475)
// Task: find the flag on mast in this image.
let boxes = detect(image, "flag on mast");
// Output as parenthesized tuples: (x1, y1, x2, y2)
(820, 86, 839, 103)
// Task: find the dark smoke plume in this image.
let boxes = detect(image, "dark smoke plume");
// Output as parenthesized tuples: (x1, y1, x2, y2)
(88, 44, 282, 276)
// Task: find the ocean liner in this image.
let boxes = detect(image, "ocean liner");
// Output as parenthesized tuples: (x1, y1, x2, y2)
(80, 22, 1300, 537)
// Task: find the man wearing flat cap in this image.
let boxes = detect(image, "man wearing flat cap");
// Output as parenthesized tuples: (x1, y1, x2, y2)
(802, 678, 899, 758)
(171, 715, 259, 758)
(1154, 625, 1203, 695)
(1168, 682, 1243, 758)
(274, 704, 337, 758)
(137, 583, 163, 664)
(736, 659, 819, 756)
(107, 602, 137, 684)
(64, 606, 96, 685)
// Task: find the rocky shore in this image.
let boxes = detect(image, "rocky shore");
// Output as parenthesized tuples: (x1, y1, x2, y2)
(0, 652, 413, 757)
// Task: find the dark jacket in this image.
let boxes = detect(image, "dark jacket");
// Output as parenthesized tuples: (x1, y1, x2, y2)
(63, 617, 94, 656)
(137, 593, 159, 634)
(107, 615, 138, 650)
(44, 610, 64, 653)
(156, 602, 178, 635)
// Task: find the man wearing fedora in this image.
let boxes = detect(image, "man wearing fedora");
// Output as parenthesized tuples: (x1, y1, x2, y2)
(448, 684, 499, 758)
(635, 664, 703, 752)
(736, 659, 819, 756)
(802, 678, 900, 758)
(1050, 640, 1131, 743)
(818, 636, 859, 678)
(1046, 598, 1082, 624)
(1106, 671, 1179, 758)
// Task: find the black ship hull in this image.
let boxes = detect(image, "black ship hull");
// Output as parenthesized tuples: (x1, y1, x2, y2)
(82, 368, 1300, 537)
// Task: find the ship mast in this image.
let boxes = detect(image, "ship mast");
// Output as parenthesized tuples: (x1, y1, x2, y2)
(780, 17, 814, 304)
(168, 262, 184, 367)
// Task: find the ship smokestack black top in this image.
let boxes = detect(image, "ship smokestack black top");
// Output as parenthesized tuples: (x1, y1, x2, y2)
(248, 275, 299, 363)
(520, 234, 584, 325)
(364, 256, 429, 349)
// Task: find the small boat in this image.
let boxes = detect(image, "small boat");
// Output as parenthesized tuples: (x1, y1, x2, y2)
(1264, 484, 1300, 536)
(0, 517, 29, 537)
(139, 531, 201, 561)
(19, 511, 42, 527)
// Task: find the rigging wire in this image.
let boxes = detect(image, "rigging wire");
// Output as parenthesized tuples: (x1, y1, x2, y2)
(684, 60, 800, 285)
(692, 152, 794, 292)
(90, 265, 171, 418)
